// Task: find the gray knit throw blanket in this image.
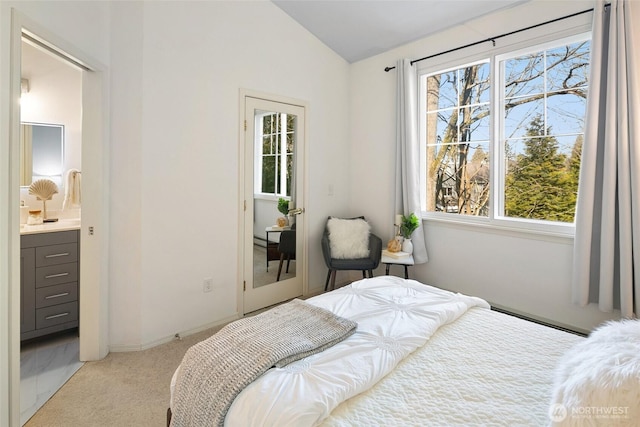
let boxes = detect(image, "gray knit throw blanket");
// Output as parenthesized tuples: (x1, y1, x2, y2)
(170, 299, 357, 427)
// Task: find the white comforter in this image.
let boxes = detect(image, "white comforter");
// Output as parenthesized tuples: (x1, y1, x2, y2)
(322, 306, 584, 426)
(224, 276, 489, 426)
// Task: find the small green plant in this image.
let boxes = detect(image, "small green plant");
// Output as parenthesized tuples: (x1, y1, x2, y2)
(277, 198, 290, 216)
(400, 213, 419, 239)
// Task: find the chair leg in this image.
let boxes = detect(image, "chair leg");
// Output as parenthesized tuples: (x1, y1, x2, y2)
(286, 255, 291, 273)
(362, 271, 366, 279)
(277, 254, 285, 281)
(368, 269, 373, 278)
(330, 270, 337, 291)
(325, 269, 332, 291)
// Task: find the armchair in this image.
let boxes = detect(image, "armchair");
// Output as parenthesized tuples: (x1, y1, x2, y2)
(321, 217, 382, 291)
(276, 225, 296, 281)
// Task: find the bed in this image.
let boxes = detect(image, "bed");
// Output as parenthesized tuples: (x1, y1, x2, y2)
(168, 276, 585, 426)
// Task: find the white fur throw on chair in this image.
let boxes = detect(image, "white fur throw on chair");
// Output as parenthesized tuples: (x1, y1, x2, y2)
(327, 218, 371, 259)
(549, 319, 640, 426)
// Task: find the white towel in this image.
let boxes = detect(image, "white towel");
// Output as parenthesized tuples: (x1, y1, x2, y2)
(62, 169, 81, 210)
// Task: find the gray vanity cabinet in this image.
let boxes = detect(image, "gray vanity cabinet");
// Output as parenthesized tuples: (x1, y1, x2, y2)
(20, 230, 79, 341)
(20, 248, 36, 335)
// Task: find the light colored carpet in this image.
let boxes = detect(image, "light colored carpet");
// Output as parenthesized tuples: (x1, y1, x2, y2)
(23, 248, 307, 427)
(253, 245, 296, 288)
(24, 325, 224, 427)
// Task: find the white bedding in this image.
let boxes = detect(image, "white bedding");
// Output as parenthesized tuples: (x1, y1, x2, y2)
(225, 276, 488, 426)
(172, 276, 488, 426)
(171, 277, 582, 426)
(322, 306, 584, 426)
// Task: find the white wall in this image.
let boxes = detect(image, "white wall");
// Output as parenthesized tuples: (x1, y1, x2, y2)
(108, 0, 350, 349)
(254, 198, 283, 244)
(109, 0, 143, 351)
(348, 0, 620, 333)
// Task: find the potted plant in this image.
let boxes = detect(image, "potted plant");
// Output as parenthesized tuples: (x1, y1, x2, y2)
(399, 213, 419, 253)
(277, 198, 290, 226)
(277, 198, 290, 216)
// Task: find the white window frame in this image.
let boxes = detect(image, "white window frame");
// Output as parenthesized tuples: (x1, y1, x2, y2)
(417, 28, 591, 238)
(254, 112, 292, 200)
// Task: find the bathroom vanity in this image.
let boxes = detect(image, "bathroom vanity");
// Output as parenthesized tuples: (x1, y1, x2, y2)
(20, 223, 80, 341)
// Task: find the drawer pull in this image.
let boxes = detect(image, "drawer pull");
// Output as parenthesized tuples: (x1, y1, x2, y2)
(45, 292, 70, 299)
(45, 252, 70, 258)
(45, 272, 70, 279)
(45, 312, 69, 320)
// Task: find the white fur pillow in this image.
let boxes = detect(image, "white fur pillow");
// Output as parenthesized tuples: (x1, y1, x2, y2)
(327, 218, 371, 259)
(549, 319, 640, 426)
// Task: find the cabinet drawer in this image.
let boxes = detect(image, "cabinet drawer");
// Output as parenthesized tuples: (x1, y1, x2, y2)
(36, 242, 78, 267)
(21, 229, 77, 249)
(35, 282, 78, 309)
(35, 262, 78, 288)
(36, 301, 78, 329)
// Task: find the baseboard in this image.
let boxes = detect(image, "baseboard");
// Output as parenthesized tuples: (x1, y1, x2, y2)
(109, 313, 241, 353)
(489, 303, 588, 337)
(304, 288, 324, 299)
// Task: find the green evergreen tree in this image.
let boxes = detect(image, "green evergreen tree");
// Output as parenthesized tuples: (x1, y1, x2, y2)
(568, 135, 583, 187)
(505, 116, 577, 222)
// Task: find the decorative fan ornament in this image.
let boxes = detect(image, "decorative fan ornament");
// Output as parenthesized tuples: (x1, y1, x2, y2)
(29, 179, 59, 221)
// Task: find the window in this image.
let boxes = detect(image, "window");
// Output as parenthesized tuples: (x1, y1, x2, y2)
(421, 34, 590, 228)
(256, 113, 295, 197)
(424, 61, 491, 216)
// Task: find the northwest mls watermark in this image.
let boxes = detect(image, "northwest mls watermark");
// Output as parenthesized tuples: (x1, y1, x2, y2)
(549, 404, 630, 422)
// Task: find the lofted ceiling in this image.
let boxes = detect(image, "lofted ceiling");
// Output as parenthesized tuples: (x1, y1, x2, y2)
(272, 0, 529, 63)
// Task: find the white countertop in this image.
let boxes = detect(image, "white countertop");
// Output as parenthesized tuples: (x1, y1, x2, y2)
(20, 219, 81, 235)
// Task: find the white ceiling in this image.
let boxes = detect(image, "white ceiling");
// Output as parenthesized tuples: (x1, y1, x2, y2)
(272, 0, 528, 63)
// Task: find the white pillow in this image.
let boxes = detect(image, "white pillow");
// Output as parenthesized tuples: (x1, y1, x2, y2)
(327, 218, 371, 259)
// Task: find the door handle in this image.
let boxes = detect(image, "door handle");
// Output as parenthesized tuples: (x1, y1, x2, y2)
(288, 207, 304, 216)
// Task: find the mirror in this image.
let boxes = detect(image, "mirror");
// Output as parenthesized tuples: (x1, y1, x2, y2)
(20, 122, 64, 187)
(253, 109, 298, 288)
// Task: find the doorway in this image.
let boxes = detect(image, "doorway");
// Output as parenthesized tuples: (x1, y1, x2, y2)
(241, 93, 306, 314)
(7, 14, 109, 426)
(19, 35, 83, 425)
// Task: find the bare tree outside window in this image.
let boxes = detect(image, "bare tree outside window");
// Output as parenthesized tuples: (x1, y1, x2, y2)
(422, 38, 589, 224)
(426, 62, 490, 216)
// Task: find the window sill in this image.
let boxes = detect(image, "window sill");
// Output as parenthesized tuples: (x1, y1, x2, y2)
(421, 213, 574, 244)
(254, 194, 289, 202)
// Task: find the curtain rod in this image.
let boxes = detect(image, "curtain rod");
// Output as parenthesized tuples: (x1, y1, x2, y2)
(384, 4, 607, 72)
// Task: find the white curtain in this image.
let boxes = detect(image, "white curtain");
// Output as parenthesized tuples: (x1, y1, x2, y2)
(572, 0, 640, 317)
(395, 59, 428, 264)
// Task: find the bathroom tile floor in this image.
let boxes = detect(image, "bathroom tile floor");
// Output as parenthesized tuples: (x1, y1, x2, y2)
(20, 330, 83, 426)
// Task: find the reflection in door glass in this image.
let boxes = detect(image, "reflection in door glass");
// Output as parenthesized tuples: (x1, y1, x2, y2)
(253, 111, 297, 288)
(258, 113, 295, 197)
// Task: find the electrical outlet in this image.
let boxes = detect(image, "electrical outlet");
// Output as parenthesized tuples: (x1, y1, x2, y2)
(203, 278, 213, 293)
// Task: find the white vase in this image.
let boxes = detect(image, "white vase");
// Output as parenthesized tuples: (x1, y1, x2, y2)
(402, 238, 413, 254)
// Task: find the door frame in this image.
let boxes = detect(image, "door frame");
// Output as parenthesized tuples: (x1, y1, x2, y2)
(3, 10, 109, 426)
(237, 89, 309, 315)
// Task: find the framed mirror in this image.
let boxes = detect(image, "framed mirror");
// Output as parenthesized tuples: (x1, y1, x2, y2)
(253, 109, 297, 287)
(20, 122, 64, 187)
(242, 94, 306, 314)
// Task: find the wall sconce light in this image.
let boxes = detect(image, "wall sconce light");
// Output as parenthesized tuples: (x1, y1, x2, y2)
(21, 78, 30, 94)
